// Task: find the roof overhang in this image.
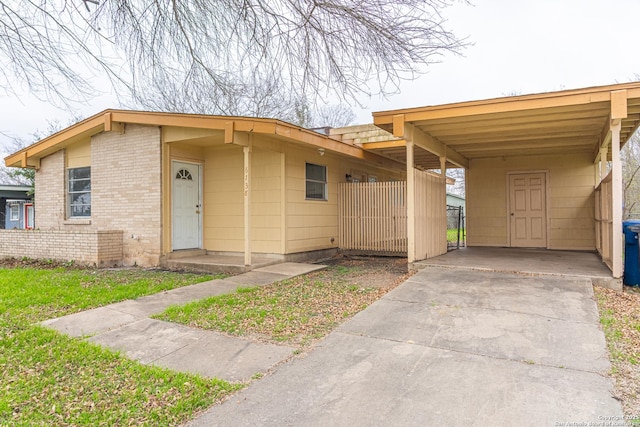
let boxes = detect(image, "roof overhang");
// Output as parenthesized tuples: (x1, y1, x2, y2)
(371, 81, 640, 169)
(4, 110, 405, 172)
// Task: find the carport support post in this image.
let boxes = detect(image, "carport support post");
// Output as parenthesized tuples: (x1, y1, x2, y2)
(611, 121, 622, 278)
(403, 122, 416, 263)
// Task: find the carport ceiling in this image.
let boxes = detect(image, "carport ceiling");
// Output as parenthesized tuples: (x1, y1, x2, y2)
(371, 82, 640, 168)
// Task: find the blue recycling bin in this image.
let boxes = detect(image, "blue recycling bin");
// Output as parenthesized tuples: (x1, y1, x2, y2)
(623, 220, 640, 286)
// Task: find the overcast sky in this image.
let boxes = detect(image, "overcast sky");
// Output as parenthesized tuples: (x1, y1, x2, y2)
(2, 0, 640, 153)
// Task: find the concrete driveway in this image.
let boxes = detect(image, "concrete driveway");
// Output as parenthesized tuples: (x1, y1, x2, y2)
(189, 266, 622, 426)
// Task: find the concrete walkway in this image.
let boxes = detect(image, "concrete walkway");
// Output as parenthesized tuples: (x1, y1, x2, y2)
(41, 262, 324, 382)
(190, 266, 622, 426)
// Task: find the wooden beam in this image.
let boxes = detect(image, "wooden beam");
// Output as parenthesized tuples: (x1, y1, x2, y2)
(104, 112, 124, 134)
(393, 114, 405, 138)
(405, 123, 469, 169)
(224, 121, 250, 147)
(417, 107, 611, 132)
(5, 108, 406, 174)
(163, 127, 220, 143)
(611, 89, 628, 124)
(374, 81, 640, 125)
(361, 140, 407, 150)
(406, 131, 415, 263)
(611, 122, 623, 278)
(4, 115, 104, 167)
(224, 121, 234, 144)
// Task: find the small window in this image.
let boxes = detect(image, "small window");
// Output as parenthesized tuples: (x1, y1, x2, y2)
(9, 205, 19, 221)
(176, 169, 193, 180)
(68, 167, 91, 217)
(306, 163, 327, 200)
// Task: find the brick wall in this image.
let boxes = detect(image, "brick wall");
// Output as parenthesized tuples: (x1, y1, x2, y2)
(0, 229, 123, 266)
(91, 124, 163, 266)
(35, 150, 66, 229)
(32, 124, 163, 267)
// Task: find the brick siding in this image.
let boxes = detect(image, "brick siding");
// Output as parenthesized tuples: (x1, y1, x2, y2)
(30, 124, 163, 267)
(0, 229, 123, 267)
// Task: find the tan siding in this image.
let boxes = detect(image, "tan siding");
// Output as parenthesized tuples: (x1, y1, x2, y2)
(203, 142, 283, 253)
(466, 157, 508, 246)
(285, 144, 404, 254)
(203, 145, 244, 252)
(467, 153, 595, 250)
(170, 144, 205, 163)
(66, 140, 91, 168)
(250, 146, 282, 253)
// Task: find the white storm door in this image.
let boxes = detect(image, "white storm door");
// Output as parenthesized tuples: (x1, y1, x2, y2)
(172, 161, 202, 250)
(509, 172, 547, 248)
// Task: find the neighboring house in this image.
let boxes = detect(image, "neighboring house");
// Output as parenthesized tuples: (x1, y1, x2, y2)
(446, 193, 465, 212)
(0, 185, 33, 229)
(3, 82, 640, 278)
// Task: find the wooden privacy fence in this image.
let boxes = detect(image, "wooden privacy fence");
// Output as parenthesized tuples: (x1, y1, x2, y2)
(338, 181, 407, 254)
(595, 171, 613, 270)
(414, 169, 448, 260)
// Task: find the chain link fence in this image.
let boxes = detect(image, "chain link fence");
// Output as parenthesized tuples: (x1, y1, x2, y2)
(447, 205, 465, 250)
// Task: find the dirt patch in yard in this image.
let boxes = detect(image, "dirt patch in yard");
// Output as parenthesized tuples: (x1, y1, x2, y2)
(0, 257, 80, 269)
(595, 286, 640, 418)
(155, 254, 413, 350)
(320, 254, 412, 288)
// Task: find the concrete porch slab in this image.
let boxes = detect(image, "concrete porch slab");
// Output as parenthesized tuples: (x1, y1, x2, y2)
(253, 262, 326, 276)
(224, 271, 291, 286)
(414, 247, 612, 279)
(162, 254, 281, 274)
(402, 267, 600, 323)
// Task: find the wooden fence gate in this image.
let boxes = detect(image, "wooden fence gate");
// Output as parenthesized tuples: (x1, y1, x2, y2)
(338, 181, 407, 255)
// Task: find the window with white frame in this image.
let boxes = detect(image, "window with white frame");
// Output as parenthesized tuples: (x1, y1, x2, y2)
(68, 167, 91, 217)
(9, 204, 19, 221)
(305, 162, 327, 200)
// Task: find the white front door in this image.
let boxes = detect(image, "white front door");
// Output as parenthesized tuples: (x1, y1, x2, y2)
(172, 161, 202, 250)
(509, 172, 547, 248)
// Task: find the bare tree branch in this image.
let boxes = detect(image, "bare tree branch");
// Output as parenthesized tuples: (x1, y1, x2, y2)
(622, 133, 640, 218)
(0, 0, 466, 111)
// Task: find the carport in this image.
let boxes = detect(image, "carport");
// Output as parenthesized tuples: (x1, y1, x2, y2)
(371, 82, 640, 278)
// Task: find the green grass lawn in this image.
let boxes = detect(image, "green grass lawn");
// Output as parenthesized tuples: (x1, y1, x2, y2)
(0, 266, 242, 426)
(595, 287, 640, 422)
(447, 228, 465, 242)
